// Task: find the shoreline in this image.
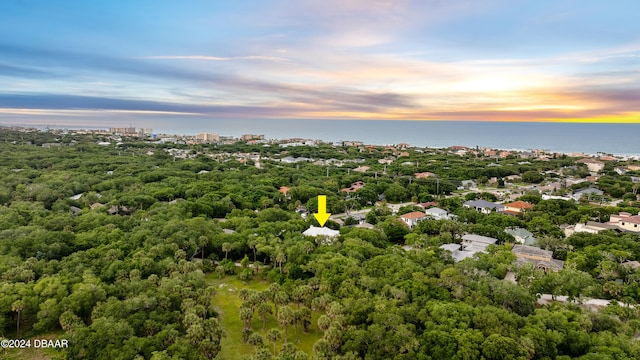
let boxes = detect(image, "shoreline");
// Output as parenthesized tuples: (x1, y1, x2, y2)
(3, 122, 640, 159)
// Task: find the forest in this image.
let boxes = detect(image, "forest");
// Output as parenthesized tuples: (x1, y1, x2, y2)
(1, 128, 640, 360)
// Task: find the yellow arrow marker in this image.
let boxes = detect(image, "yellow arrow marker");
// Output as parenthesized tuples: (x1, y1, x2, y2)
(313, 195, 331, 227)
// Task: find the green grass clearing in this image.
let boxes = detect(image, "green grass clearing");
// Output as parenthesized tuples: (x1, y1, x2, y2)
(207, 275, 323, 359)
(1, 331, 67, 360)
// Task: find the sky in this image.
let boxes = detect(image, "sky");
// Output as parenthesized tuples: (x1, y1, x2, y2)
(1, 0, 639, 129)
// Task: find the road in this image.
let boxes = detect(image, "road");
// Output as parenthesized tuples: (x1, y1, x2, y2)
(536, 294, 633, 308)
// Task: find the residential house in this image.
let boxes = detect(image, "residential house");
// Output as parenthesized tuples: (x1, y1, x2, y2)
(414, 172, 436, 178)
(622, 261, 640, 270)
(512, 245, 564, 271)
(341, 181, 365, 193)
(607, 212, 640, 233)
(502, 201, 534, 215)
(400, 211, 426, 228)
(295, 205, 308, 219)
(586, 175, 601, 183)
(69, 206, 82, 217)
(461, 234, 498, 252)
(425, 207, 453, 220)
(458, 180, 478, 190)
(541, 194, 572, 201)
(418, 201, 439, 209)
(564, 221, 618, 237)
(599, 155, 618, 162)
(90, 203, 105, 210)
(571, 187, 604, 201)
(505, 227, 537, 245)
(438, 243, 476, 262)
(303, 226, 340, 244)
(505, 175, 522, 183)
(576, 158, 605, 173)
(615, 167, 628, 175)
(441, 234, 498, 262)
(279, 186, 291, 198)
(463, 199, 504, 214)
(353, 166, 370, 173)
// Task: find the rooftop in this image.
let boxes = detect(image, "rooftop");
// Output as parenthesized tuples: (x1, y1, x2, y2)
(303, 226, 340, 238)
(504, 201, 534, 209)
(462, 234, 498, 245)
(401, 211, 427, 219)
(512, 244, 552, 258)
(463, 199, 503, 209)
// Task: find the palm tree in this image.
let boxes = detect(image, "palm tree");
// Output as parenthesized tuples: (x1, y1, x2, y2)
(266, 328, 282, 356)
(198, 235, 208, 260)
(12, 300, 25, 337)
(240, 306, 254, 331)
(257, 302, 272, 330)
(248, 238, 259, 262)
(221, 242, 232, 260)
(247, 332, 264, 347)
(275, 251, 286, 273)
(273, 291, 289, 319)
(278, 305, 295, 343)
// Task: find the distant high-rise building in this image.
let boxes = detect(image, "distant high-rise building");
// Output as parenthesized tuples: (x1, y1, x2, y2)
(195, 132, 220, 142)
(109, 127, 136, 134)
(241, 134, 264, 141)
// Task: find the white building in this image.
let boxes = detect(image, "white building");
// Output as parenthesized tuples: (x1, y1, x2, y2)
(400, 211, 426, 229)
(303, 226, 340, 244)
(424, 207, 452, 220)
(196, 132, 220, 142)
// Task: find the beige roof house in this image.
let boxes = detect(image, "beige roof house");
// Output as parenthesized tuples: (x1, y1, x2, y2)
(512, 245, 564, 271)
(607, 212, 640, 233)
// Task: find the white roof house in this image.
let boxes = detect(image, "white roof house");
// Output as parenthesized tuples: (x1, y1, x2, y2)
(439, 243, 476, 262)
(303, 226, 340, 244)
(424, 207, 452, 220)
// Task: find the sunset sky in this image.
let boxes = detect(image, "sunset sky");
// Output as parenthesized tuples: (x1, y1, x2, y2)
(1, 0, 639, 127)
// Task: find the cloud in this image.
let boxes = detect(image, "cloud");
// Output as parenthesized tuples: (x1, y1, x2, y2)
(0, 90, 418, 120)
(140, 55, 290, 62)
(0, 63, 57, 78)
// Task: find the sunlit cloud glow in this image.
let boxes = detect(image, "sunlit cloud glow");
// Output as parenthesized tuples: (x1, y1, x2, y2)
(0, 0, 638, 125)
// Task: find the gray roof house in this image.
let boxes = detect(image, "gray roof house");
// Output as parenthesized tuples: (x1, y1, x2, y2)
(463, 199, 505, 214)
(512, 245, 564, 271)
(425, 207, 453, 220)
(505, 227, 536, 246)
(571, 187, 604, 201)
(440, 234, 497, 262)
(461, 234, 498, 249)
(440, 243, 475, 262)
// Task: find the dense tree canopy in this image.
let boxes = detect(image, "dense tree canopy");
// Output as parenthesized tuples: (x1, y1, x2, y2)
(1, 129, 640, 359)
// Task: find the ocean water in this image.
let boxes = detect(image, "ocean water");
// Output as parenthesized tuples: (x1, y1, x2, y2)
(162, 119, 639, 156)
(13, 119, 639, 155)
